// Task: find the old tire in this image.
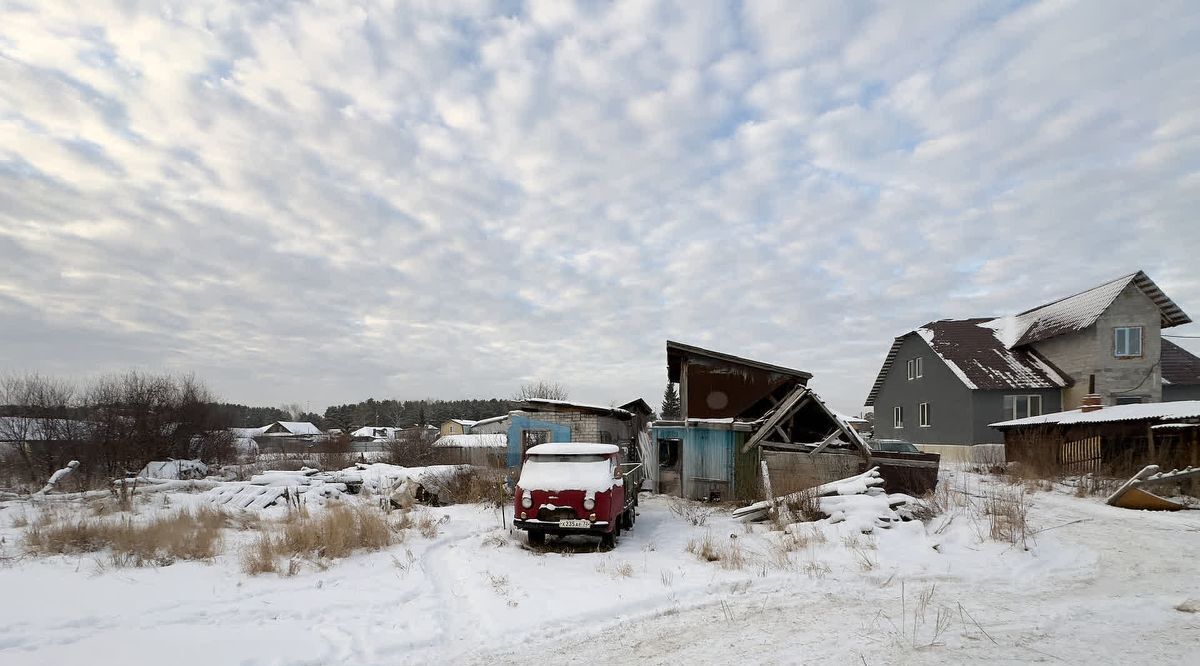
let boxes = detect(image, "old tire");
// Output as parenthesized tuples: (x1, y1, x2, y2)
(528, 530, 545, 546)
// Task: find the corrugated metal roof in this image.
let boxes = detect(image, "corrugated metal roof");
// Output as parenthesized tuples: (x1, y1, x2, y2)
(1002, 271, 1191, 348)
(991, 400, 1200, 428)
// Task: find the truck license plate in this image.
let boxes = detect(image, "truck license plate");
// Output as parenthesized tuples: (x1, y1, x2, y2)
(559, 519, 590, 529)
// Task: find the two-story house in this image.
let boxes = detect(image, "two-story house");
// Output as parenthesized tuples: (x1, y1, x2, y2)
(865, 270, 1200, 450)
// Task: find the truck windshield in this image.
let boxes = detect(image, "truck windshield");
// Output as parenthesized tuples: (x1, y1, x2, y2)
(525, 454, 608, 463)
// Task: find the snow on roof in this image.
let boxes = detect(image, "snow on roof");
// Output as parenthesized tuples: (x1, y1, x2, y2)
(350, 426, 399, 437)
(915, 320, 1070, 392)
(987, 271, 1191, 349)
(230, 426, 268, 438)
(269, 421, 322, 435)
(991, 400, 1200, 428)
(833, 411, 869, 425)
(1151, 422, 1200, 430)
(433, 434, 506, 448)
(446, 419, 478, 426)
(866, 271, 1191, 406)
(521, 398, 632, 418)
(471, 414, 510, 426)
(525, 442, 619, 456)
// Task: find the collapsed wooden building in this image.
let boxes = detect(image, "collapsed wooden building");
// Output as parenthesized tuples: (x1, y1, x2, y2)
(648, 341, 880, 501)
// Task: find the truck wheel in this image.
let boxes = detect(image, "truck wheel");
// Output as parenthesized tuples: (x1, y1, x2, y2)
(528, 530, 545, 547)
(620, 509, 633, 530)
(600, 530, 616, 549)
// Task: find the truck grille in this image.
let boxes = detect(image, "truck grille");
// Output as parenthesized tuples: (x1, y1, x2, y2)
(537, 507, 578, 522)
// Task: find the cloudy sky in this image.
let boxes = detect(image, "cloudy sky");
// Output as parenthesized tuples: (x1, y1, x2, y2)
(2, 0, 1199, 416)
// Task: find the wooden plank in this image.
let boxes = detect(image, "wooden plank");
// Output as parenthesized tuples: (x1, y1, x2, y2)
(740, 386, 809, 453)
(808, 429, 841, 456)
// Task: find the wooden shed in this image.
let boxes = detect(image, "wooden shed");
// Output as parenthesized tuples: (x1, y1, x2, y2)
(992, 399, 1200, 474)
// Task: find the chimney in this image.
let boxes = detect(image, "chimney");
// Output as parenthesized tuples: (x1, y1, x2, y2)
(1080, 394, 1103, 413)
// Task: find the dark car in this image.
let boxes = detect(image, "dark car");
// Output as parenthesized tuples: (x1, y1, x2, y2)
(864, 439, 940, 495)
(869, 438, 922, 454)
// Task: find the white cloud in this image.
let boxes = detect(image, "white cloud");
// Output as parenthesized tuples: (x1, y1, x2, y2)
(1, 0, 1199, 415)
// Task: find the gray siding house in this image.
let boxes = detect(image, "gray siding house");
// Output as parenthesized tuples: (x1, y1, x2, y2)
(866, 271, 1200, 448)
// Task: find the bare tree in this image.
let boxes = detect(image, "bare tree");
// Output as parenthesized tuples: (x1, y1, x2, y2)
(512, 380, 569, 402)
(0, 373, 80, 484)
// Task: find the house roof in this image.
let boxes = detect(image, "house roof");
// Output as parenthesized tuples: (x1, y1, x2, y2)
(446, 419, 478, 427)
(666, 340, 812, 383)
(990, 271, 1191, 348)
(350, 425, 399, 437)
(471, 414, 510, 427)
(866, 270, 1189, 406)
(270, 421, 322, 435)
(991, 400, 1200, 428)
(864, 320, 1072, 406)
(1161, 338, 1200, 386)
(520, 398, 633, 419)
(619, 398, 655, 416)
(433, 433, 506, 448)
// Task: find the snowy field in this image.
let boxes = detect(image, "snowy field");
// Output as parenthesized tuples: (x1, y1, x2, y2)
(1, 468, 1197, 665)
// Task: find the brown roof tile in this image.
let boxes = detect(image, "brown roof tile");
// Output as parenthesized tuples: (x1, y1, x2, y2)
(1162, 338, 1200, 386)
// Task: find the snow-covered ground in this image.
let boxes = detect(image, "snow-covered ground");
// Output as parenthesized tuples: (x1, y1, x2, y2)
(0, 469, 1196, 665)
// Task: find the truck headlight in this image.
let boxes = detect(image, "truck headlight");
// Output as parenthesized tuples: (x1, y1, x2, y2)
(521, 495, 532, 509)
(583, 497, 595, 510)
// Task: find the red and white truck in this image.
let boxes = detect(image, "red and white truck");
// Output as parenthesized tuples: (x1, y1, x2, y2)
(513, 442, 643, 548)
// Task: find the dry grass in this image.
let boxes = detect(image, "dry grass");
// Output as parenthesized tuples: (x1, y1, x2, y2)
(241, 504, 417, 575)
(983, 485, 1031, 549)
(667, 497, 716, 526)
(415, 512, 440, 539)
(279, 505, 392, 559)
(241, 532, 278, 575)
(440, 467, 508, 507)
(685, 533, 745, 570)
(23, 508, 224, 566)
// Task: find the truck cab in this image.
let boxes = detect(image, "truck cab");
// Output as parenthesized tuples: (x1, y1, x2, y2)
(513, 442, 642, 548)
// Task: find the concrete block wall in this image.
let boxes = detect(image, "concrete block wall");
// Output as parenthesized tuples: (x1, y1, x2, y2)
(1033, 282, 1162, 407)
(522, 412, 629, 444)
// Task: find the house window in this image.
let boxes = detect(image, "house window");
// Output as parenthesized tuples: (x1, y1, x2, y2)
(919, 402, 930, 427)
(1003, 395, 1043, 420)
(906, 359, 914, 380)
(893, 406, 903, 428)
(1114, 326, 1142, 357)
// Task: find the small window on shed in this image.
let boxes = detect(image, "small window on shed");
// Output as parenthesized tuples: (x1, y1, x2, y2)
(919, 402, 930, 427)
(893, 406, 903, 428)
(915, 357, 924, 378)
(906, 359, 915, 380)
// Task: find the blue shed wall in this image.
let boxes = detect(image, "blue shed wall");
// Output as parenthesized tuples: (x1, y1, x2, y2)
(650, 425, 736, 499)
(507, 415, 572, 466)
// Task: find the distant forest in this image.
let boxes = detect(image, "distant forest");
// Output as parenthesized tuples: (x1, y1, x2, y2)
(210, 398, 517, 432)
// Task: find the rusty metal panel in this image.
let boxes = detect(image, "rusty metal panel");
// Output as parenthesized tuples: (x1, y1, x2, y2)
(682, 427, 734, 500)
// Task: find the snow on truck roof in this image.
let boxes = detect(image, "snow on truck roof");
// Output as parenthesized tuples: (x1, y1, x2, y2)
(525, 442, 619, 456)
